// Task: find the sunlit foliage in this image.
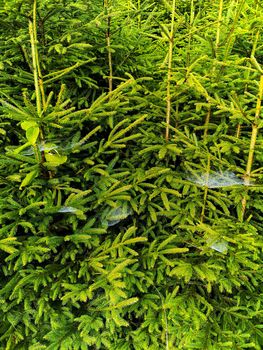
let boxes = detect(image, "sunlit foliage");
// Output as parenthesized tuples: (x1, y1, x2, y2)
(0, 0, 263, 349)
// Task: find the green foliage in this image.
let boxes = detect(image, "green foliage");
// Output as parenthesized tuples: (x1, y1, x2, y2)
(0, 0, 263, 349)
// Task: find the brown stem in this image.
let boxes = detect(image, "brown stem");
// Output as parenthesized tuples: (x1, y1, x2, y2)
(105, 0, 113, 93)
(241, 74, 263, 219)
(201, 155, 211, 223)
(204, 107, 211, 139)
(165, 0, 176, 142)
(236, 123, 241, 138)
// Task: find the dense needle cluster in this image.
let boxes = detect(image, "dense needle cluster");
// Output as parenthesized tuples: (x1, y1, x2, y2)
(0, 0, 263, 349)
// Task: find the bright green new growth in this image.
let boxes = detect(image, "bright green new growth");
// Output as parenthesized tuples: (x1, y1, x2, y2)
(0, 0, 263, 349)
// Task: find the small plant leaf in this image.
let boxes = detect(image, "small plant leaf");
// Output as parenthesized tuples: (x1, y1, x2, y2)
(26, 126, 40, 145)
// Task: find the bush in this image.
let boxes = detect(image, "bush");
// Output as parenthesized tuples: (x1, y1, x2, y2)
(0, 0, 263, 349)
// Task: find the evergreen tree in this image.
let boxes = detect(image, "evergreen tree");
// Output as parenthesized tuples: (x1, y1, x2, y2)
(0, 0, 262, 349)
